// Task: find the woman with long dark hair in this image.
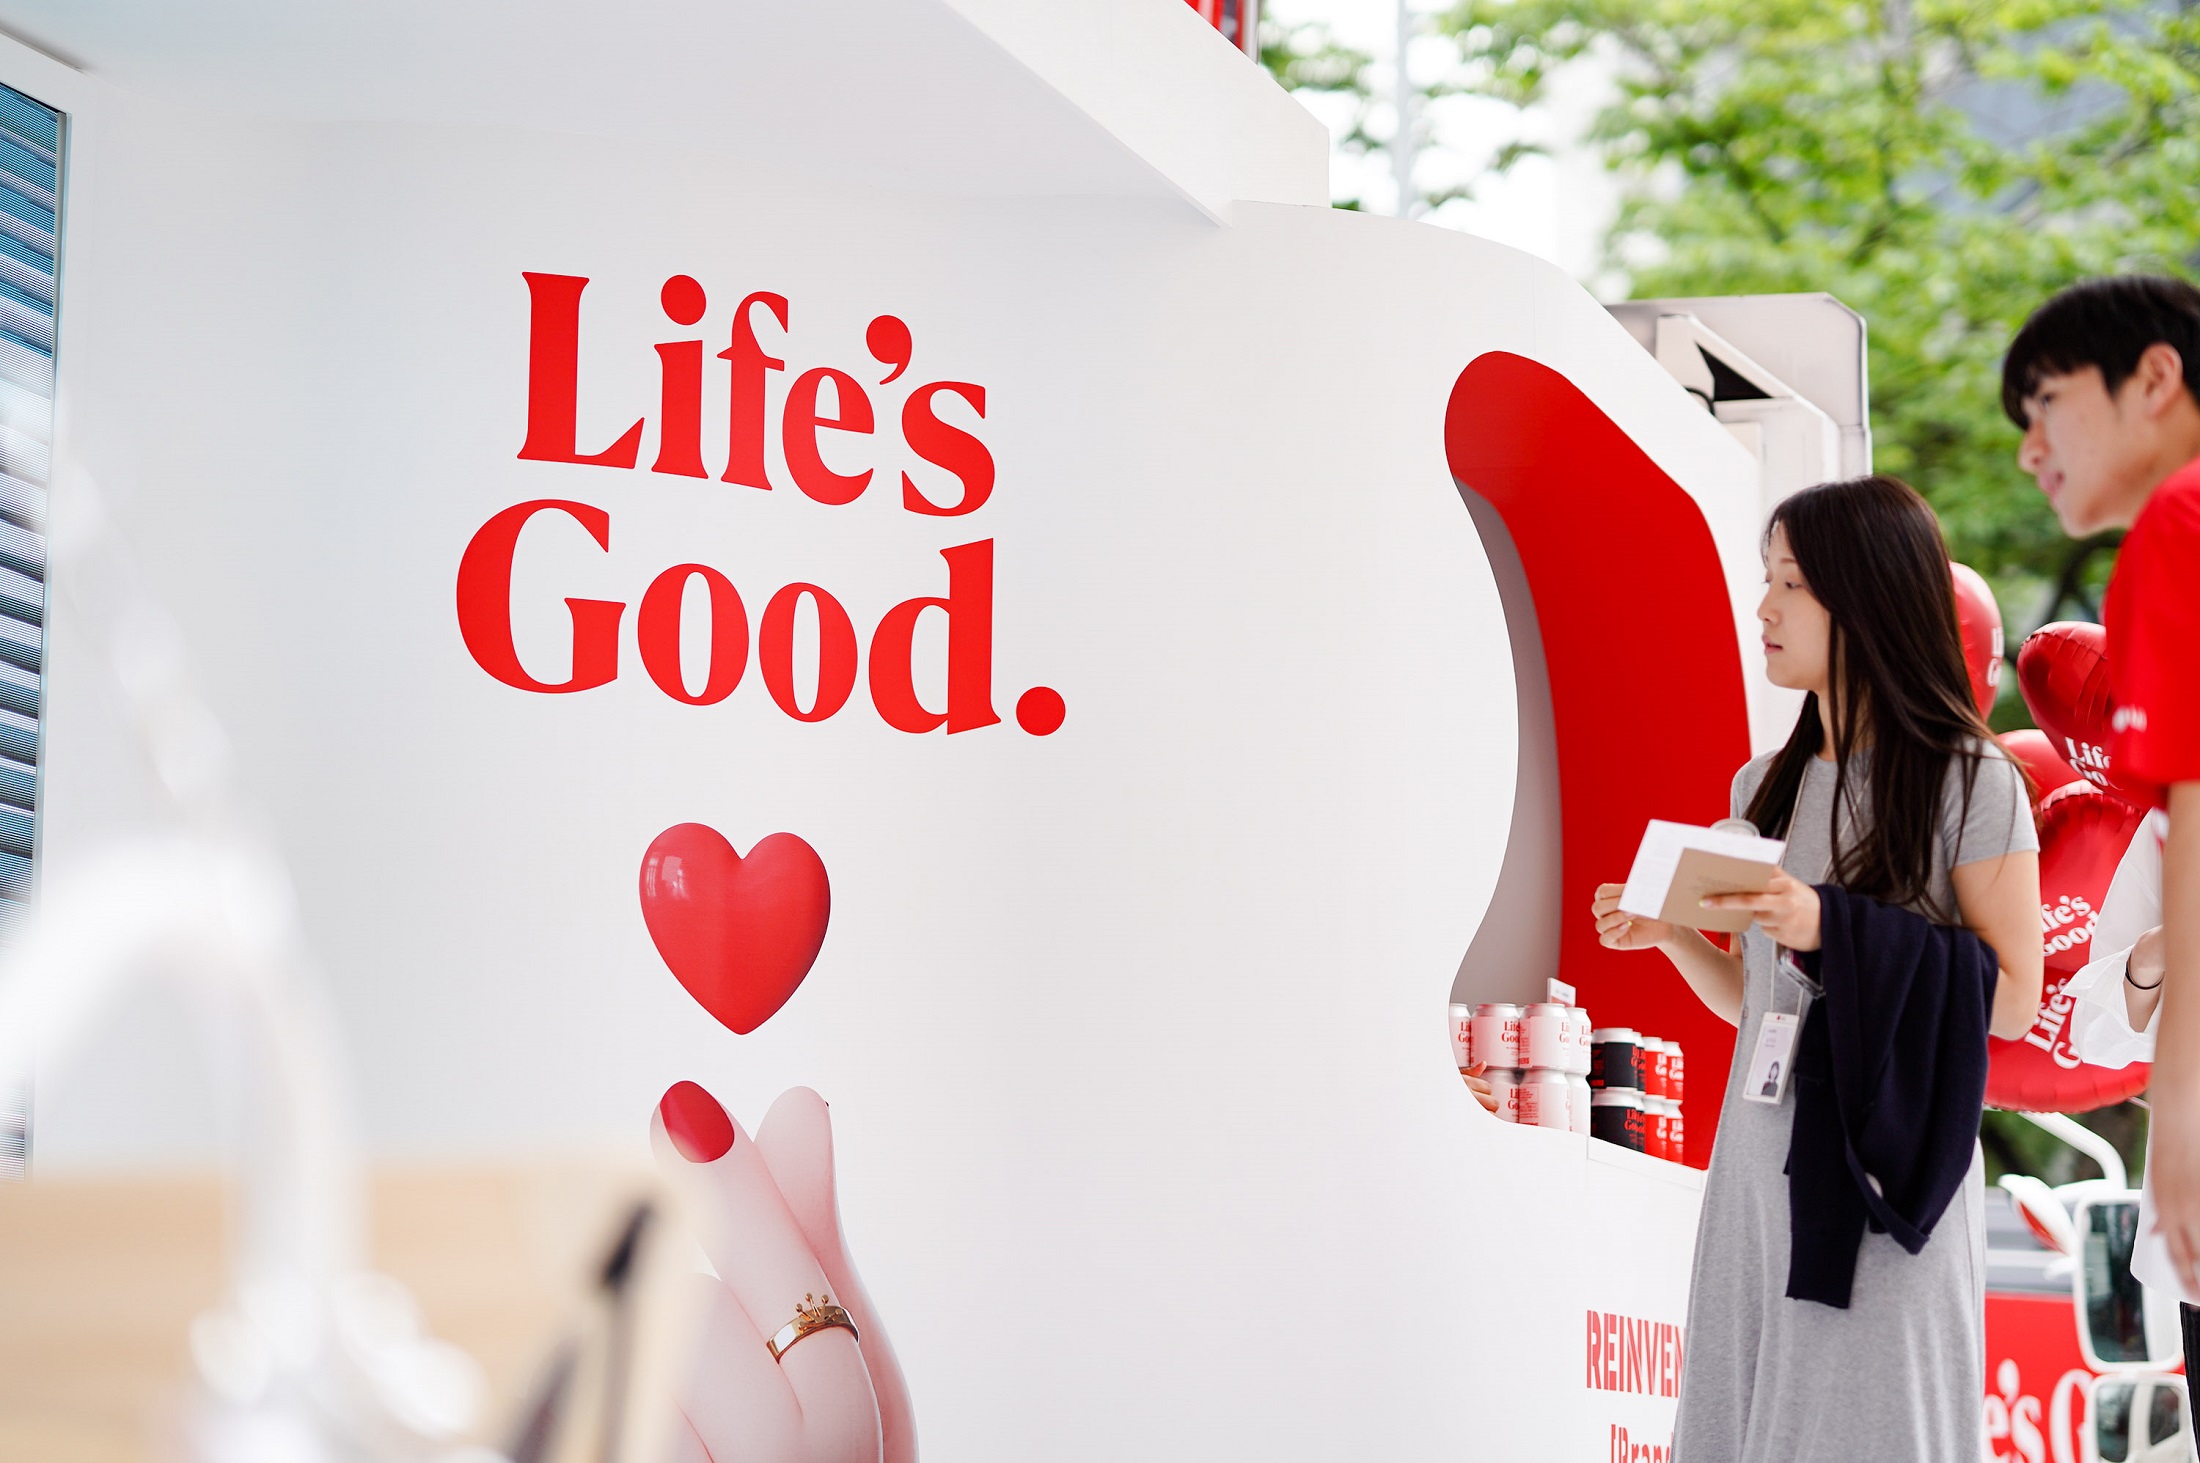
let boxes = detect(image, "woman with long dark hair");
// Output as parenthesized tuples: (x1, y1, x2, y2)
(1589, 476, 2043, 1460)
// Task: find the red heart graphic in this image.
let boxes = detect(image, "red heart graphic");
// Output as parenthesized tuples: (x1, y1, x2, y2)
(639, 823, 831, 1035)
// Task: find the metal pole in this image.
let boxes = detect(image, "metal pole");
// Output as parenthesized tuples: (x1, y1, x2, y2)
(2020, 1108, 2131, 1191)
(1393, 0, 1417, 217)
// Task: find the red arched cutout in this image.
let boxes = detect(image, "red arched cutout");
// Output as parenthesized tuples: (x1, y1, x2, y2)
(1446, 351, 1752, 1167)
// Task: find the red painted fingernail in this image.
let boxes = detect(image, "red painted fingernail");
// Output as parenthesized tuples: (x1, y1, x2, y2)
(660, 1081, 736, 1163)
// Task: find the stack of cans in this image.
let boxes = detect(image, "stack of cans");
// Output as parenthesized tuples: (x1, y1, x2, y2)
(1448, 1000, 1592, 1135)
(1586, 1027, 1686, 1162)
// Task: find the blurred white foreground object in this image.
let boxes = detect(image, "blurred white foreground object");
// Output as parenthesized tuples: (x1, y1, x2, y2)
(0, 468, 492, 1462)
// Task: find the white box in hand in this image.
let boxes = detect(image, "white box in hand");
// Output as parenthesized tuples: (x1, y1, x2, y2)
(1619, 819, 1787, 935)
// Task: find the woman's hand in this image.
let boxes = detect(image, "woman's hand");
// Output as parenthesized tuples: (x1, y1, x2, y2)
(1591, 880, 1749, 1026)
(1592, 883, 1677, 951)
(1699, 870, 1822, 951)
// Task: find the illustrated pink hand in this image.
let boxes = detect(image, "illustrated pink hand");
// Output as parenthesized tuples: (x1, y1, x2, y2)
(654, 1082, 916, 1463)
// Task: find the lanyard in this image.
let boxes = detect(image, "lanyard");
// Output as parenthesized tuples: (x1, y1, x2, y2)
(1743, 947, 1816, 1105)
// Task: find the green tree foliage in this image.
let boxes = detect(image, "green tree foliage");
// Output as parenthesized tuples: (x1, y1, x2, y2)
(1429, 0, 2200, 657)
(1411, 0, 2200, 1175)
(1979, 1100, 2149, 1190)
(1260, 3, 2200, 1176)
(1260, 16, 1376, 120)
(1261, 16, 1379, 208)
(1260, 12, 1489, 216)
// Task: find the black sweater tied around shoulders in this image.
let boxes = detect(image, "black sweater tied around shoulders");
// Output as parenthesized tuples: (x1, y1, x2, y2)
(1785, 883, 1999, 1309)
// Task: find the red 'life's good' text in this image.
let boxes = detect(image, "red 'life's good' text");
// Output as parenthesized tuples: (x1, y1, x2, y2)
(457, 273, 1063, 736)
(514, 272, 992, 515)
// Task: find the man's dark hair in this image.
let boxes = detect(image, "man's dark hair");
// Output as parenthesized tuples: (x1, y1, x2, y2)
(2002, 275, 2200, 427)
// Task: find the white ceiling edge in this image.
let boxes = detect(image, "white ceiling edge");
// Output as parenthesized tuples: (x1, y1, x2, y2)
(944, 0, 1330, 218)
(0, 0, 1329, 221)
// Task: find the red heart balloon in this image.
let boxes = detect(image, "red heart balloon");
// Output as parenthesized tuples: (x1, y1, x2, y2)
(2017, 621, 2163, 809)
(1985, 781, 2149, 1112)
(2035, 782, 2144, 976)
(639, 824, 831, 1035)
(1951, 563, 2003, 718)
(1999, 728, 2084, 812)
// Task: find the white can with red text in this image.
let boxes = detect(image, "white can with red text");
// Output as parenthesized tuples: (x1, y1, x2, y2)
(1566, 1074, 1593, 1134)
(1448, 1002, 1475, 1071)
(1565, 1007, 1594, 1074)
(1483, 1067, 1524, 1123)
(1471, 1004, 1525, 1073)
(1523, 1003, 1571, 1071)
(1520, 1067, 1571, 1130)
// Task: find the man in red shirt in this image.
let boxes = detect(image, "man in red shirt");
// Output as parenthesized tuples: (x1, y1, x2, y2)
(2006, 276, 2200, 1297)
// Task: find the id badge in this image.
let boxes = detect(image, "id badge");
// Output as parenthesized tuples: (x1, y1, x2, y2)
(1742, 1011, 1801, 1104)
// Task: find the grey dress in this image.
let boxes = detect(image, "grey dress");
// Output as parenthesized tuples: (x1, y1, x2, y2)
(1670, 747, 2035, 1462)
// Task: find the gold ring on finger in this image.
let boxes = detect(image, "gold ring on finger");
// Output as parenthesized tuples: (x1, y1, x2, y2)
(765, 1293, 860, 1362)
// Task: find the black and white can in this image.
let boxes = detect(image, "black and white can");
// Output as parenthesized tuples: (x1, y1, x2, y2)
(1590, 1028, 1643, 1090)
(1590, 1087, 1646, 1151)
